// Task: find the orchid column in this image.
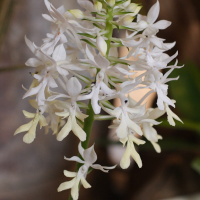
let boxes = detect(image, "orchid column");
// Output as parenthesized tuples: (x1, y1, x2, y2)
(14, 0, 183, 199)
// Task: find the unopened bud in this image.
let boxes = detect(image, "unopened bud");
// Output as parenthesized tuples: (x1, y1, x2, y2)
(94, 2, 102, 13)
(119, 15, 134, 26)
(96, 34, 107, 56)
(126, 3, 138, 12)
(69, 9, 84, 19)
(122, 0, 131, 8)
(107, 0, 115, 7)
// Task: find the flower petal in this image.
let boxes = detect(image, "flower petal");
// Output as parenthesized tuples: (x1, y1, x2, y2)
(83, 144, 97, 165)
(25, 58, 43, 67)
(64, 156, 85, 164)
(64, 170, 77, 178)
(116, 113, 127, 138)
(72, 118, 86, 141)
(52, 44, 66, 61)
(129, 141, 142, 168)
(57, 178, 76, 192)
(120, 140, 131, 169)
(66, 77, 82, 97)
(57, 116, 72, 141)
(147, 0, 160, 24)
(81, 177, 91, 189)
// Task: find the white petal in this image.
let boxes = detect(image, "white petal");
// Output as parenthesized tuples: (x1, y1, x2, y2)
(130, 141, 142, 168)
(152, 20, 171, 29)
(23, 118, 39, 144)
(14, 121, 33, 135)
(64, 156, 85, 164)
(94, 53, 110, 69)
(42, 14, 54, 22)
(120, 140, 131, 169)
(75, 111, 88, 122)
(52, 44, 66, 61)
(78, 142, 84, 157)
(72, 118, 86, 141)
(83, 144, 97, 165)
(23, 84, 42, 99)
(57, 116, 72, 141)
(116, 113, 127, 138)
(143, 122, 158, 142)
(23, 110, 35, 118)
(71, 178, 80, 200)
(39, 114, 48, 128)
(147, 0, 160, 24)
(91, 87, 101, 114)
(57, 178, 76, 192)
(66, 77, 82, 97)
(127, 117, 143, 136)
(64, 170, 77, 178)
(77, 0, 94, 11)
(91, 164, 116, 172)
(151, 141, 161, 153)
(81, 177, 91, 189)
(129, 135, 145, 145)
(25, 58, 43, 67)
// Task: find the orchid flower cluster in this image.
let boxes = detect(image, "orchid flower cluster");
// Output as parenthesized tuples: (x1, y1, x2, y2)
(15, 0, 183, 199)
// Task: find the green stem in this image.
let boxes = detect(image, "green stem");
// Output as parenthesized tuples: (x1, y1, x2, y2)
(68, 100, 94, 200)
(105, 7, 114, 57)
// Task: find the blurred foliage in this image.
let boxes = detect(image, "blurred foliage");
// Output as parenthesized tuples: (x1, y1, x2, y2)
(191, 157, 200, 175)
(169, 62, 200, 123)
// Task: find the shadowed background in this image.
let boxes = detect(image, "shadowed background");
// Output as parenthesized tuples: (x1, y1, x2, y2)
(0, 0, 200, 200)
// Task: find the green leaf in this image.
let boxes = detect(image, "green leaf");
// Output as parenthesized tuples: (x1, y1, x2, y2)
(101, 101, 115, 110)
(93, 22, 105, 29)
(119, 25, 137, 31)
(77, 102, 89, 109)
(114, 11, 134, 15)
(70, 71, 92, 84)
(191, 158, 200, 175)
(81, 39, 96, 48)
(168, 62, 200, 122)
(78, 33, 96, 39)
(91, 12, 107, 17)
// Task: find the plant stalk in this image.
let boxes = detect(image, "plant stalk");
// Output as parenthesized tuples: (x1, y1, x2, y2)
(68, 100, 94, 200)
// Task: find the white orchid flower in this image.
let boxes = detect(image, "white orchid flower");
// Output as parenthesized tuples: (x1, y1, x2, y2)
(137, 1, 171, 36)
(53, 77, 89, 141)
(144, 69, 179, 110)
(101, 95, 144, 139)
(164, 100, 183, 126)
(41, 24, 67, 55)
(58, 142, 116, 200)
(119, 132, 145, 169)
(14, 110, 48, 144)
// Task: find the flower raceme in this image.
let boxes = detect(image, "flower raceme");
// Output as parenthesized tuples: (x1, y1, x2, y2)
(14, 0, 183, 199)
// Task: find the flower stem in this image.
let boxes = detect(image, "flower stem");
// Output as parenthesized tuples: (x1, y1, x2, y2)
(68, 100, 94, 200)
(105, 7, 114, 57)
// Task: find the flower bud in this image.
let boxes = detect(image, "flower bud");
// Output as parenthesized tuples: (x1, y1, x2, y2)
(126, 3, 138, 12)
(93, 1, 102, 13)
(107, 0, 115, 7)
(69, 9, 84, 19)
(96, 34, 107, 56)
(122, 0, 131, 8)
(119, 15, 134, 26)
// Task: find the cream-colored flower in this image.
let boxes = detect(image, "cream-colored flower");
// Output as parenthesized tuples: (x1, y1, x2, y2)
(14, 110, 48, 144)
(58, 143, 116, 200)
